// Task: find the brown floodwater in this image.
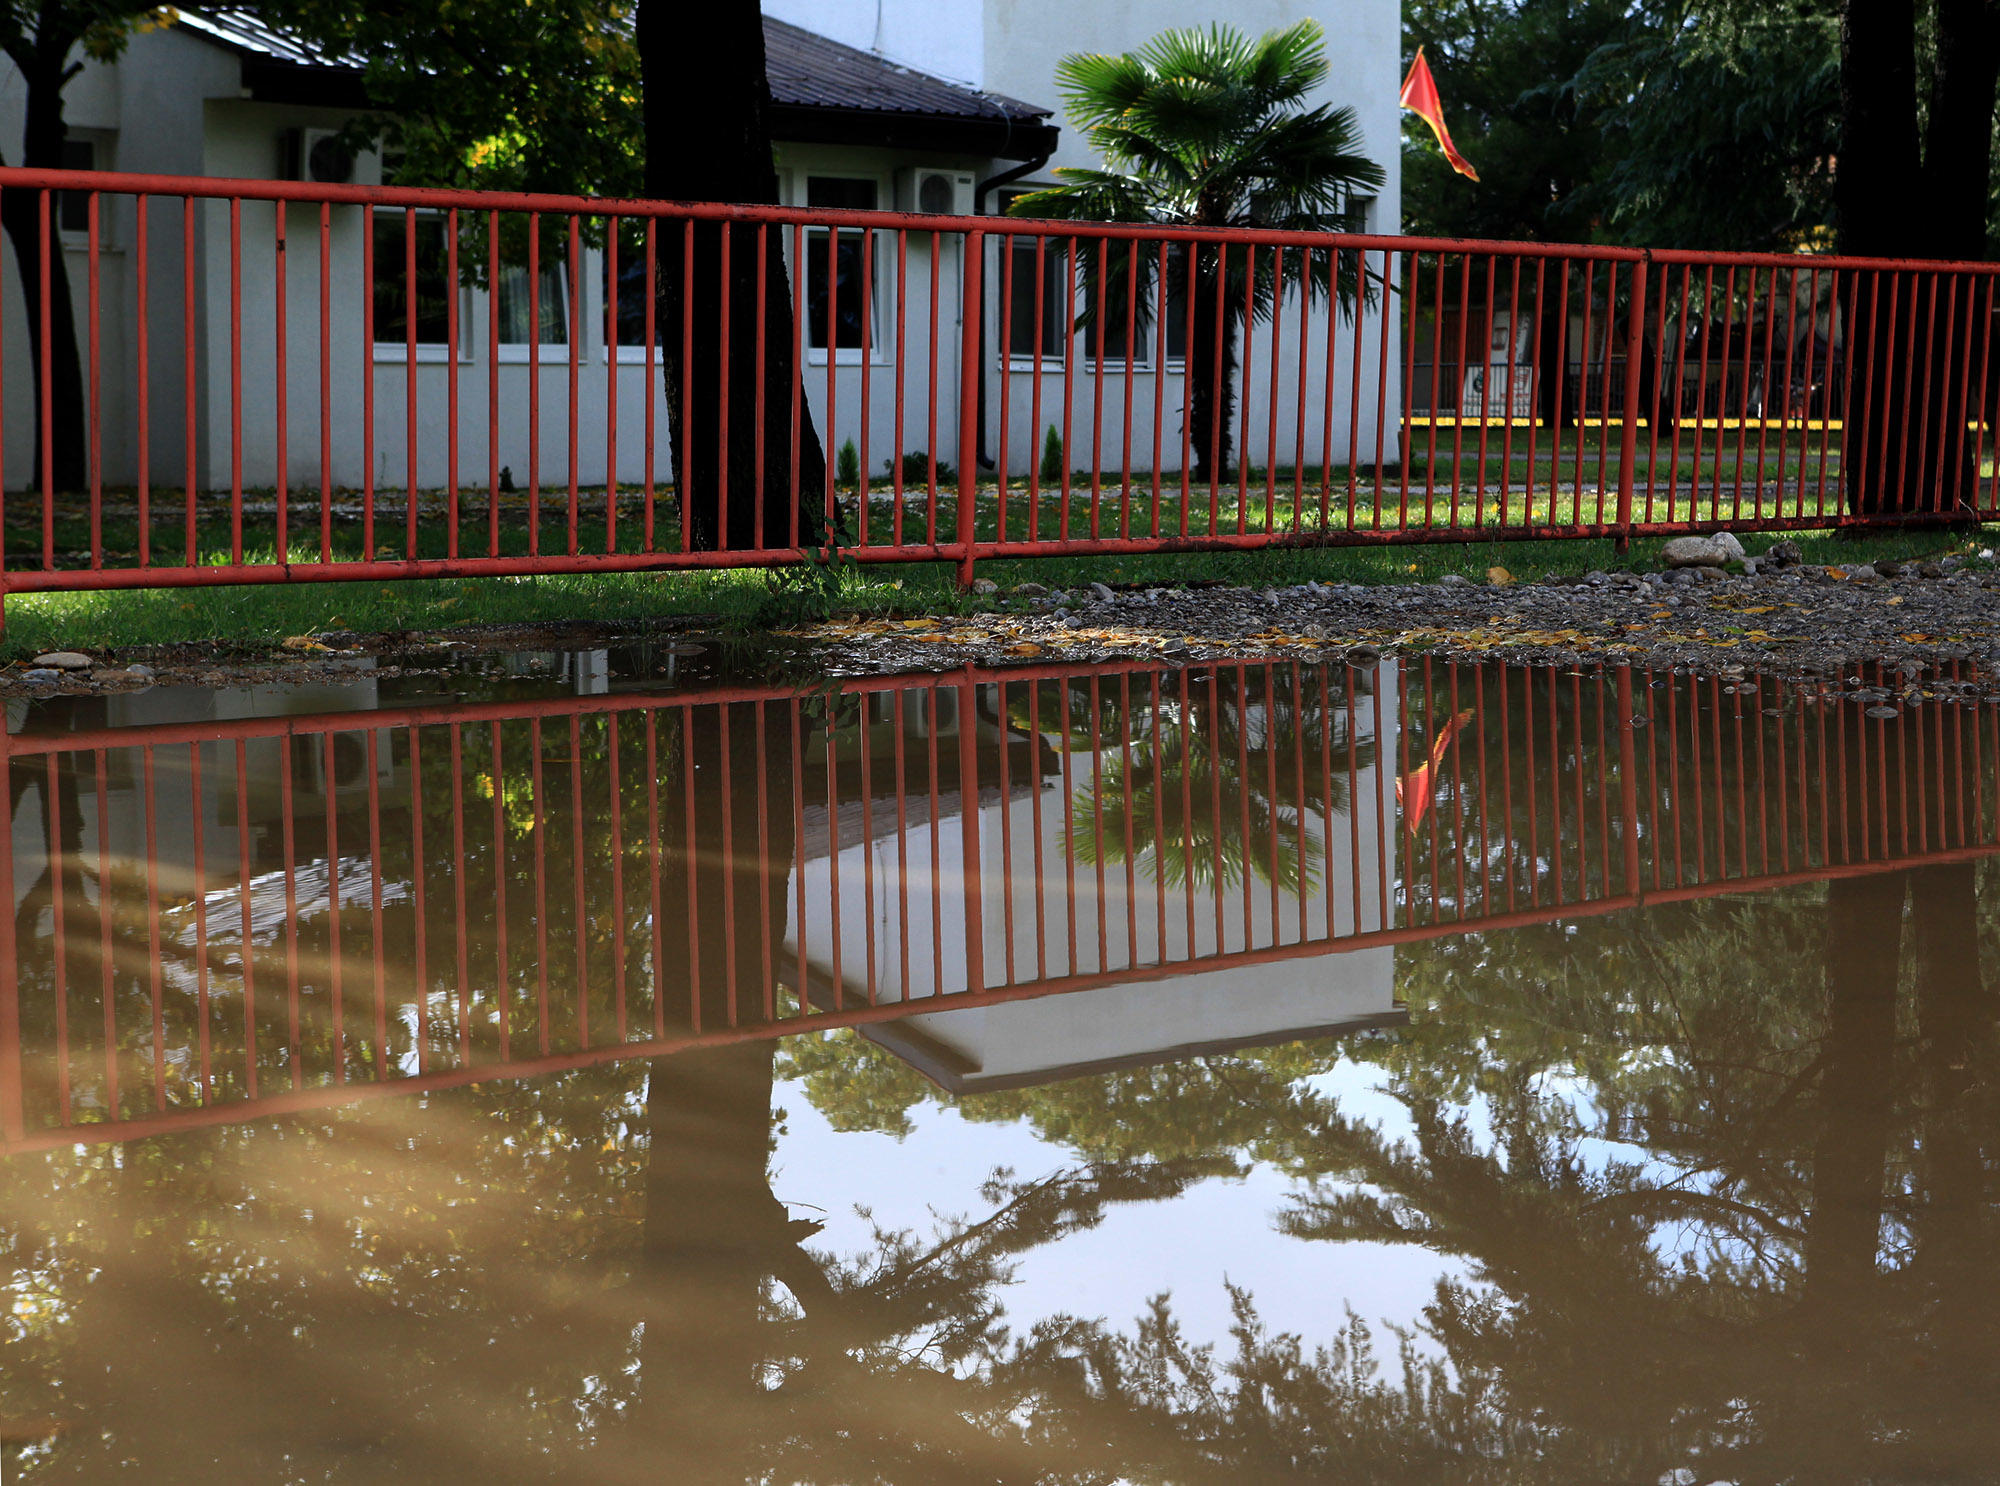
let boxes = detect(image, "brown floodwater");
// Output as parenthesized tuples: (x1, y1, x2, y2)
(3, 645, 1999, 1482)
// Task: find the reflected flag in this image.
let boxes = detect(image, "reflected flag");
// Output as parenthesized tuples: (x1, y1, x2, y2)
(1401, 48, 1480, 182)
(1397, 708, 1475, 835)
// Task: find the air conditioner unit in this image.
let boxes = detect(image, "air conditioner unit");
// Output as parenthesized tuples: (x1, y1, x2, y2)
(281, 126, 357, 185)
(290, 728, 395, 799)
(898, 167, 973, 218)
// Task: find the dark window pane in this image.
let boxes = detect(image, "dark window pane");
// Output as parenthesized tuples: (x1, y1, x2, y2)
(1003, 236, 1069, 362)
(372, 212, 453, 346)
(603, 228, 649, 348)
(58, 139, 94, 235)
(807, 176, 878, 211)
(806, 229, 873, 350)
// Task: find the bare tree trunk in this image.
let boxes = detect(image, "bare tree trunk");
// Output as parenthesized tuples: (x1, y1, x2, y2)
(1837, 0, 2000, 520)
(635, 695, 798, 1475)
(1, 24, 90, 495)
(635, 0, 826, 552)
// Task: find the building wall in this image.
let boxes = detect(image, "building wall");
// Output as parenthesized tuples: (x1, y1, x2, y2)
(0, 9, 1403, 503)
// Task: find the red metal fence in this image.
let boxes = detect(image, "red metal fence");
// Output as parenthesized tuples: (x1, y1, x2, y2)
(2, 652, 1993, 1152)
(0, 167, 1995, 617)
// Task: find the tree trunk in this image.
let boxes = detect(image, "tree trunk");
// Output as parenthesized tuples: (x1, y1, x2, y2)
(1837, 0, 2000, 520)
(1, 38, 90, 495)
(635, 695, 799, 1474)
(635, 0, 826, 553)
(1186, 243, 1237, 485)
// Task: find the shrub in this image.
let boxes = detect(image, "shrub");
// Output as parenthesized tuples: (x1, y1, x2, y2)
(835, 439, 860, 487)
(1039, 425, 1064, 485)
(885, 450, 955, 486)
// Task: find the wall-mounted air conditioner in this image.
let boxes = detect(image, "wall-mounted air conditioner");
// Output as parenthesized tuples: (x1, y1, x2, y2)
(281, 127, 357, 185)
(898, 168, 973, 218)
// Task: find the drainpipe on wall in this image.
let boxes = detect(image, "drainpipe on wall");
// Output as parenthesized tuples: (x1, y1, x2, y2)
(972, 154, 1052, 468)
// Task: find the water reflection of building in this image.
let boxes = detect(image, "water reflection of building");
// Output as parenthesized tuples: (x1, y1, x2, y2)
(785, 670, 1404, 1092)
(6, 668, 401, 924)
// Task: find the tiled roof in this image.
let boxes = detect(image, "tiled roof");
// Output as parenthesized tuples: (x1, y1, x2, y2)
(762, 16, 1048, 128)
(176, 7, 366, 72)
(178, 9, 1053, 133)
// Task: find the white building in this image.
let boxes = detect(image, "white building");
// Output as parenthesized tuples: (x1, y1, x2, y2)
(0, 1, 1401, 498)
(786, 671, 1402, 1092)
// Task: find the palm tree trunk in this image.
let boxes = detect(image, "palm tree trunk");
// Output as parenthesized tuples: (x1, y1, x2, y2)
(1187, 244, 1238, 485)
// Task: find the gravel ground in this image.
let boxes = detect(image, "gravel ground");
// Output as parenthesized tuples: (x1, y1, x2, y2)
(786, 550, 2000, 682)
(4, 550, 1998, 698)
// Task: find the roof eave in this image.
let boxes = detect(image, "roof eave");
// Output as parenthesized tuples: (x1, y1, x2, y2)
(242, 59, 373, 109)
(769, 104, 1058, 163)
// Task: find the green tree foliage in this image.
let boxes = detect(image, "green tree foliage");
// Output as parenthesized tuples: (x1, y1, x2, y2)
(1575, 1, 1841, 251)
(1403, 0, 1843, 254)
(264, 0, 641, 197)
(1009, 21, 1384, 481)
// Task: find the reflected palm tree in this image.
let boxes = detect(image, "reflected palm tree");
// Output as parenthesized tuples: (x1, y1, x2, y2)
(1016, 666, 1376, 895)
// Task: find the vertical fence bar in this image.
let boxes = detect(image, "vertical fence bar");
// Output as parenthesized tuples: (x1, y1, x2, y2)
(958, 227, 984, 586)
(1615, 257, 1648, 546)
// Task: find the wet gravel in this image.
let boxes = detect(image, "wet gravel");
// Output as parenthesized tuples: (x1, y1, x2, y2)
(5, 554, 1998, 699)
(801, 553, 2000, 681)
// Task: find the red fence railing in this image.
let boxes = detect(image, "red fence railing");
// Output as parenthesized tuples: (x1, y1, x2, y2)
(3, 652, 1993, 1152)
(0, 168, 1995, 618)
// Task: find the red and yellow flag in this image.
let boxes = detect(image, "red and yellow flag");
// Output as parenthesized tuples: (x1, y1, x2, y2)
(1400, 48, 1479, 182)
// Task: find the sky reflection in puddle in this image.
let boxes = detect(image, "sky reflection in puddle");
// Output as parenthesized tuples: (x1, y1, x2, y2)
(4, 647, 1998, 1480)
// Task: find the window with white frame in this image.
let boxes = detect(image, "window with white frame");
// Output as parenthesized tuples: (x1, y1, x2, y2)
(371, 210, 461, 352)
(803, 176, 884, 360)
(1080, 239, 1193, 370)
(57, 136, 105, 241)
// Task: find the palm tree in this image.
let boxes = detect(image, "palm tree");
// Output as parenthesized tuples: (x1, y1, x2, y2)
(1007, 21, 1384, 484)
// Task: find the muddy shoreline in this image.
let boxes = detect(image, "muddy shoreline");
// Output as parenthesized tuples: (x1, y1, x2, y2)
(6, 553, 1999, 696)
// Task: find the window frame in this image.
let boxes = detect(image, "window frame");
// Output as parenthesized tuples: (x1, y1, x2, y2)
(799, 173, 891, 368)
(369, 207, 472, 363)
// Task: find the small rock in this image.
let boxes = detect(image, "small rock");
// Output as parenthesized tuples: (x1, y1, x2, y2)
(1849, 564, 1879, 582)
(1088, 581, 1115, 603)
(1764, 539, 1803, 568)
(1010, 582, 1048, 598)
(1693, 566, 1727, 583)
(1709, 531, 1747, 560)
(1438, 573, 1472, 588)
(1918, 562, 1946, 579)
(1161, 637, 1187, 654)
(1345, 643, 1383, 668)
(125, 663, 155, 678)
(19, 668, 59, 683)
(1063, 615, 1084, 630)
(968, 578, 1000, 596)
(31, 651, 90, 670)
(1874, 559, 1905, 578)
(1866, 706, 1900, 720)
(1663, 536, 1727, 569)
(1741, 557, 1761, 576)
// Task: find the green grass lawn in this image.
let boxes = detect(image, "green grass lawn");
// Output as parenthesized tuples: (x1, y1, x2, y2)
(0, 469, 1986, 661)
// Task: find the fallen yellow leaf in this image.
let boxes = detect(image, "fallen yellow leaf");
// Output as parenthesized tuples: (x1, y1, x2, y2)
(1900, 633, 1931, 643)
(1487, 566, 1513, 586)
(1006, 642, 1042, 656)
(1884, 595, 1904, 606)
(281, 635, 331, 652)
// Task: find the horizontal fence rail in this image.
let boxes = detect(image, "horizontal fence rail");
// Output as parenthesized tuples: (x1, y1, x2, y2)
(3, 653, 1997, 1151)
(0, 167, 1998, 617)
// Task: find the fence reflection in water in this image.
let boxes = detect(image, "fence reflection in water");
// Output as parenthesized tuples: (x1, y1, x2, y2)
(4, 653, 1998, 1149)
